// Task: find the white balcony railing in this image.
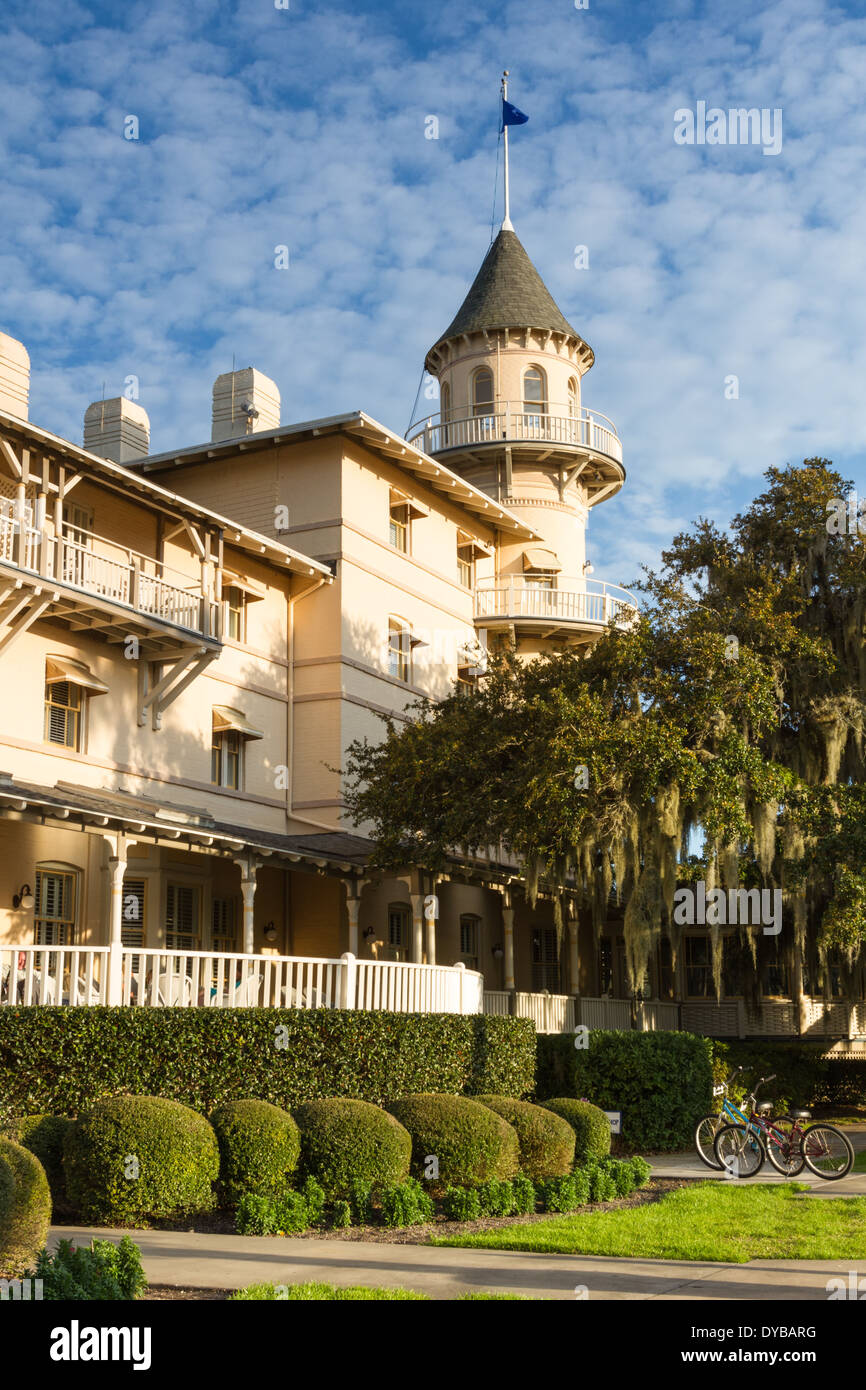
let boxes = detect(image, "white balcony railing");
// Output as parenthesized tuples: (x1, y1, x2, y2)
(474, 575, 638, 630)
(407, 404, 622, 465)
(0, 945, 483, 1015)
(0, 503, 218, 640)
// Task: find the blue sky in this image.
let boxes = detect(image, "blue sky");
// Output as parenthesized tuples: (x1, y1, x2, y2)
(2, 0, 866, 586)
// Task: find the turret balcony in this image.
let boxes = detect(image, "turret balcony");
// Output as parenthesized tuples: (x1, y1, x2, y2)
(407, 403, 623, 468)
(474, 574, 638, 634)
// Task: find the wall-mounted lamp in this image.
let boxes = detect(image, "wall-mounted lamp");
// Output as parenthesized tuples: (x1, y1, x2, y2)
(264, 922, 277, 943)
(362, 926, 376, 941)
(12, 884, 34, 910)
(491, 944, 504, 960)
(583, 561, 594, 576)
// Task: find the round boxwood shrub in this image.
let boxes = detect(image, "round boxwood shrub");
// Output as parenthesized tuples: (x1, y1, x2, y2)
(210, 1100, 300, 1205)
(0, 1137, 51, 1278)
(474, 1096, 575, 1178)
(385, 1094, 519, 1186)
(292, 1099, 411, 1197)
(540, 1098, 611, 1163)
(5, 1115, 72, 1211)
(63, 1095, 219, 1224)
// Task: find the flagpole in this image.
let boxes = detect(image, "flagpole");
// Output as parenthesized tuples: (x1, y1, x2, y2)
(501, 70, 513, 230)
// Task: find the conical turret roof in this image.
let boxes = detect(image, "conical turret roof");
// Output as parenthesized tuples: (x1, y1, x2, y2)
(427, 228, 581, 363)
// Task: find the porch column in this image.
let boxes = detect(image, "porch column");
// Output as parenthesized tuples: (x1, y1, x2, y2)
(410, 893, 425, 963)
(106, 836, 128, 1006)
(343, 878, 364, 955)
(425, 879, 439, 965)
(501, 890, 515, 992)
(234, 859, 257, 953)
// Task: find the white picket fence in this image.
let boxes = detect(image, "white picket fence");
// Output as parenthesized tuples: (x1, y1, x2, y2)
(0, 944, 482, 1014)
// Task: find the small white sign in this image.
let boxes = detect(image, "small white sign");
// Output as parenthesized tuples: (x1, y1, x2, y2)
(603, 1110, 622, 1136)
(712, 1084, 725, 1096)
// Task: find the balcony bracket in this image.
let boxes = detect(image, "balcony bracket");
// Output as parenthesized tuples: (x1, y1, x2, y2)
(0, 587, 57, 659)
(138, 645, 217, 730)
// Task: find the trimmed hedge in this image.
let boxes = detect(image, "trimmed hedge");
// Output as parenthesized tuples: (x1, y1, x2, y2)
(0, 1137, 51, 1278)
(211, 1100, 300, 1204)
(385, 1094, 519, 1186)
(293, 1099, 411, 1197)
(63, 1095, 219, 1225)
(709, 1040, 839, 1112)
(540, 1099, 611, 1163)
(474, 1095, 575, 1178)
(0, 1009, 535, 1123)
(537, 1030, 713, 1151)
(3, 1115, 71, 1211)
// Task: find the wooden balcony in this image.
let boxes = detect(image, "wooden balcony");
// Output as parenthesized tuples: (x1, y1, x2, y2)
(0, 505, 221, 656)
(474, 575, 638, 634)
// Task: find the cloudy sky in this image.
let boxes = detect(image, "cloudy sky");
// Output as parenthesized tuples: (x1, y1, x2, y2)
(1, 0, 865, 586)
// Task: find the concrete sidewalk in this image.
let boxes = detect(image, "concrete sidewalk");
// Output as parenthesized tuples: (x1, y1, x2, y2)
(49, 1226, 866, 1301)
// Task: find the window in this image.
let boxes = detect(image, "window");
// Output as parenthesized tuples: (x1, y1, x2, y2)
(599, 939, 613, 994)
(763, 948, 789, 997)
(524, 571, 555, 592)
(523, 366, 547, 416)
(685, 935, 744, 998)
(657, 937, 673, 1000)
(165, 883, 200, 953)
(121, 879, 146, 952)
(457, 537, 475, 589)
(34, 868, 77, 945)
(567, 377, 579, 416)
(387, 903, 409, 961)
(389, 499, 409, 552)
(440, 381, 451, 423)
(225, 587, 247, 643)
(531, 927, 559, 992)
(211, 707, 262, 789)
(472, 368, 494, 417)
(212, 729, 242, 789)
(44, 680, 82, 750)
(212, 897, 238, 953)
(63, 502, 93, 547)
(388, 617, 412, 683)
(459, 914, 480, 971)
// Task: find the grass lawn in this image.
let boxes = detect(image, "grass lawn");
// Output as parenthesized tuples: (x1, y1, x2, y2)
(230, 1282, 532, 1300)
(431, 1182, 866, 1263)
(853, 1151, 866, 1174)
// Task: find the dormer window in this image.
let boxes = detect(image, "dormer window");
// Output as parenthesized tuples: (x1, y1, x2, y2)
(389, 499, 409, 552)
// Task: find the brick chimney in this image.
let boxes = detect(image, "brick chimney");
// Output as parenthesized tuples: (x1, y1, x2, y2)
(84, 397, 151, 463)
(0, 331, 30, 420)
(212, 367, 280, 442)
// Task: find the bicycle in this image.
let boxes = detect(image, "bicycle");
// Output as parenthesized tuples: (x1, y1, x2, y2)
(714, 1081, 854, 1180)
(694, 1068, 781, 1170)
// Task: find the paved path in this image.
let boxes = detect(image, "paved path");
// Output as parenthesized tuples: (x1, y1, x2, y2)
(650, 1123, 866, 1195)
(49, 1226, 866, 1301)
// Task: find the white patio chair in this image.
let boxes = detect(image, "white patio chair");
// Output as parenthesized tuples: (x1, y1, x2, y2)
(156, 972, 193, 1006)
(70, 976, 102, 1005)
(232, 974, 261, 1006)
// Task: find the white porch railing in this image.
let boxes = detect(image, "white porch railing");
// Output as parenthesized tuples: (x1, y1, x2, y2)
(474, 575, 637, 630)
(406, 404, 623, 465)
(0, 945, 482, 1015)
(0, 504, 218, 639)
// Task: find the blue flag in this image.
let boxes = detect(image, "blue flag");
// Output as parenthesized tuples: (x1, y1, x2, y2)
(501, 99, 529, 132)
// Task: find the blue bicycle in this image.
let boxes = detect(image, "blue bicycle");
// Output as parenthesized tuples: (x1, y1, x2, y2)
(694, 1069, 789, 1172)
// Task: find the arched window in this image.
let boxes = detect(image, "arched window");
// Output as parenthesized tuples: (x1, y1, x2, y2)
(567, 376, 578, 416)
(34, 864, 79, 945)
(522, 366, 547, 408)
(472, 368, 494, 417)
(440, 381, 450, 423)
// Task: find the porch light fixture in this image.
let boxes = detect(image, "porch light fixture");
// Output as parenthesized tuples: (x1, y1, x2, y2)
(13, 883, 34, 910)
(264, 922, 277, 943)
(362, 926, 376, 941)
(491, 944, 504, 960)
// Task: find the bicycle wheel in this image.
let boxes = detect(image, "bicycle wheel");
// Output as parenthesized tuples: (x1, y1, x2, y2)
(713, 1122, 766, 1178)
(695, 1113, 725, 1170)
(801, 1124, 854, 1180)
(763, 1116, 805, 1177)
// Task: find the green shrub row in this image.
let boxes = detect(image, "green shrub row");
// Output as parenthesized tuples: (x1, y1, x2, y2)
(0, 1009, 535, 1124)
(24, 1236, 147, 1300)
(536, 1030, 714, 1150)
(707, 1040, 863, 1112)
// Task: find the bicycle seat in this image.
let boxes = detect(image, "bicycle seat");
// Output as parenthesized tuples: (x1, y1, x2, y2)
(756, 1102, 773, 1113)
(790, 1109, 811, 1120)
